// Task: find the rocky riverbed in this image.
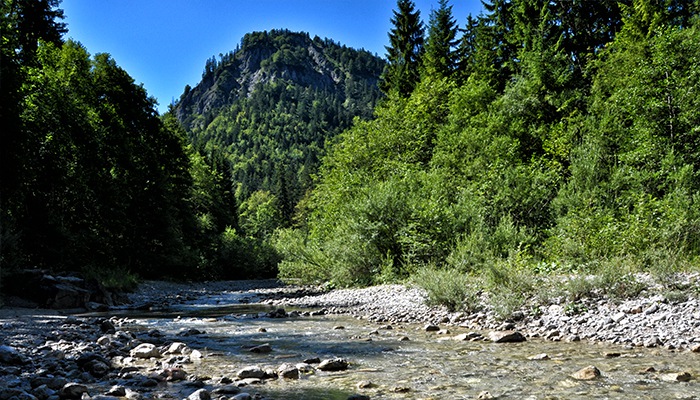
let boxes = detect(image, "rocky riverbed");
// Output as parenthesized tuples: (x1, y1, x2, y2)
(1, 277, 699, 400)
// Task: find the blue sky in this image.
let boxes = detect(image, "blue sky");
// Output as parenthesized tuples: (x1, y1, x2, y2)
(61, 1, 484, 114)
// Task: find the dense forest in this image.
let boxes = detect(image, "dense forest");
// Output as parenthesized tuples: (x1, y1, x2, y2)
(0, 1, 384, 289)
(3, 0, 700, 312)
(275, 0, 700, 311)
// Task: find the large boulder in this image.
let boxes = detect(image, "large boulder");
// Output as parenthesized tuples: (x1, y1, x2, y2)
(130, 343, 161, 359)
(318, 358, 349, 372)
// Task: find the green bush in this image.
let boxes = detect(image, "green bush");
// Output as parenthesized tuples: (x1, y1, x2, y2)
(411, 267, 480, 312)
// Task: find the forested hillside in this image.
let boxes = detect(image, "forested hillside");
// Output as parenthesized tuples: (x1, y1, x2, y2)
(276, 0, 700, 311)
(172, 30, 385, 231)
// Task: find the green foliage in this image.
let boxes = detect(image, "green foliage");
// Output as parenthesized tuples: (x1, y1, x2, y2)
(411, 267, 480, 312)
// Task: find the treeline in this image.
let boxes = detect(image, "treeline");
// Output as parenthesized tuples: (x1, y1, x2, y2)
(275, 0, 700, 289)
(0, 0, 277, 286)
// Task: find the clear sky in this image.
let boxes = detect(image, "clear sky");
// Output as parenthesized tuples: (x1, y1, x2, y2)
(61, 0, 484, 114)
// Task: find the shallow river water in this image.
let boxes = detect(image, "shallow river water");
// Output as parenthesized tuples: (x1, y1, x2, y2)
(114, 296, 699, 400)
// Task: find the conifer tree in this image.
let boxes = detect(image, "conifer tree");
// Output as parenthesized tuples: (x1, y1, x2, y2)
(381, 0, 425, 97)
(423, 0, 459, 79)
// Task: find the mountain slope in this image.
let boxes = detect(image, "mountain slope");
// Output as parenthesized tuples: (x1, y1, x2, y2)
(172, 29, 385, 231)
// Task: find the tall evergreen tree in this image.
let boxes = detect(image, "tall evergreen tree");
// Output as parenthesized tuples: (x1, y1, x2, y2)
(423, 0, 459, 79)
(381, 0, 425, 97)
(456, 14, 479, 81)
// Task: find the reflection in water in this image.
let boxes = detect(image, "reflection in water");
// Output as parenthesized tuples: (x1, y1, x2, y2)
(109, 295, 698, 399)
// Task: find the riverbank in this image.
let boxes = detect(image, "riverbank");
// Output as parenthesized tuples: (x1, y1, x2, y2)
(125, 275, 700, 352)
(1, 276, 699, 400)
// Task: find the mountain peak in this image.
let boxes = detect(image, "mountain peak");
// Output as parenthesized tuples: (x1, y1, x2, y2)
(173, 29, 385, 130)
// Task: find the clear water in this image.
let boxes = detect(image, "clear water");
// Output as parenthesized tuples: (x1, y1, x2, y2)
(112, 298, 700, 400)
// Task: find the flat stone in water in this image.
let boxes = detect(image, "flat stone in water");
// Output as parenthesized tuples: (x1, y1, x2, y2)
(489, 331, 526, 343)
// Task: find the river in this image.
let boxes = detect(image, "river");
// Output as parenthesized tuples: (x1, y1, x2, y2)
(106, 289, 699, 400)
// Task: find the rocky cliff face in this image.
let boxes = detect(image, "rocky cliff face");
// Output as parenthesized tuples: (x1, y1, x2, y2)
(173, 29, 385, 131)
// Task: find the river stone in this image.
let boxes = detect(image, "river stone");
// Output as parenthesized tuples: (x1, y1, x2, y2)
(231, 394, 252, 400)
(212, 385, 241, 395)
(165, 342, 189, 354)
(572, 365, 601, 380)
(237, 366, 265, 379)
(661, 372, 692, 382)
(357, 380, 374, 389)
(424, 324, 440, 332)
(0, 345, 24, 365)
(99, 319, 116, 333)
(58, 383, 88, 400)
(489, 331, 526, 343)
(453, 332, 482, 341)
(277, 364, 300, 379)
(31, 376, 67, 391)
(187, 389, 210, 400)
(528, 353, 550, 360)
(692, 344, 700, 353)
(249, 343, 272, 353)
(478, 391, 494, 399)
(318, 358, 349, 371)
(31, 385, 56, 400)
(105, 386, 126, 397)
(130, 343, 161, 358)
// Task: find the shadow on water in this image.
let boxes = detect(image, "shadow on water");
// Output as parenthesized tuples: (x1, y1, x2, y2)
(77, 303, 277, 319)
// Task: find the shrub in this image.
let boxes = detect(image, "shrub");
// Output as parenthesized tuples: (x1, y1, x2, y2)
(411, 267, 480, 312)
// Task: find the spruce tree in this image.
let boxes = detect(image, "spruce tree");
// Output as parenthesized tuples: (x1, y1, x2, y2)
(381, 0, 425, 97)
(423, 0, 459, 80)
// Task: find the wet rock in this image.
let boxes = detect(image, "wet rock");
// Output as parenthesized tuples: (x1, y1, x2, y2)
(488, 331, 526, 343)
(105, 386, 126, 397)
(528, 353, 549, 361)
(692, 344, 700, 353)
(478, 391, 494, 399)
(187, 389, 210, 400)
(31, 385, 56, 400)
(58, 383, 88, 400)
(303, 357, 321, 364)
(236, 366, 265, 379)
(212, 385, 241, 395)
(277, 364, 300, 379)
(572, 365, 601, 380)
(0, 345, 24, 365)
(129, 343, 161, 359)
(661, 372, 692, 382)
(249, 343, 272, 353)
(424, 324, 440, 332)
(231, 394, 252, 400)
(318, 358, 349, 371)
(178, 328, 205, 336)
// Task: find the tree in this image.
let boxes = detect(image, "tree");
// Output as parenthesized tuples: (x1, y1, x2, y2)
(423, 0, 459, 79)
(381, 0, 425, 97)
